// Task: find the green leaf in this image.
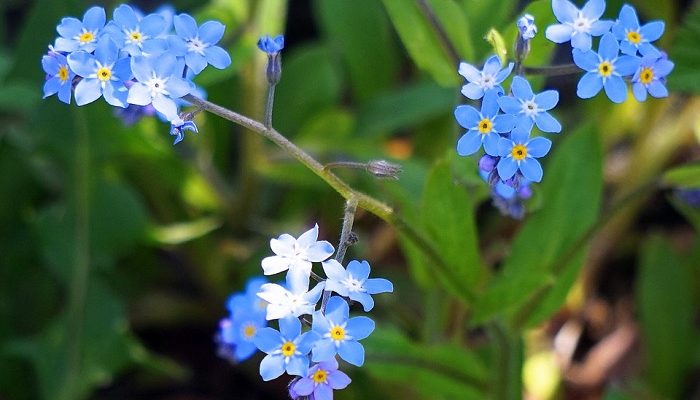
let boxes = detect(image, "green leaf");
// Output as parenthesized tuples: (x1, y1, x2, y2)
(472, 126, 603, 327)
(484, 28, 508, 64)
(637, 236, 695, 398)
(426, 0, 474, 61)
(364, 328, 488, 399)
(662, 162, 700, 188)
(460, 0, 516, 59)
(381, 0, 459, 87)
(421, 159, 483, 289)
(668, 4, 700, 93)
(147, 217, 222, 245)
(316, 0, 399, 101)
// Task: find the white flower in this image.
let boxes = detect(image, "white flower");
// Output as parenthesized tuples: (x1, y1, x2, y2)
(261, 224, 334, 291)
(256, 280, 325, 321)
(322, 259, 394, 312)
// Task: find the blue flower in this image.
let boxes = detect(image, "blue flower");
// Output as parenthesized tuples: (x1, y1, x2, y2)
(169, 120, 198, 144)
(612, 4, 665, 56)
(67, 37, 131, 107)
(218, 312, 266, 362)
(42, 52, 74, 104)
(455, 90, 516, 156)
(258, 34, 285, 54)
(227, 276, 269, 320)
(322, 259, 393, 312)
(290, 358, 351, 400)
(517, 14, 538, 40)
(496, 127, 552, 182)
(53, 6, 106, 53)
(497, 76, 561, 133)
(311, 296, 374, 367)
(103, 4, 168, 56)
(631, 53, 673, 101)
(458, 55, 514, 100)
(545, 0, 613, 51)
(573, 32, 640, 103)
(168, 13, 231, 75)
(254, 316, 319, 381)
(127, 52, 194, 121)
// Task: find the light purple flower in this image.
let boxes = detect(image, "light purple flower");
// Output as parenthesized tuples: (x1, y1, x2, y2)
(290, 358, 351, 400)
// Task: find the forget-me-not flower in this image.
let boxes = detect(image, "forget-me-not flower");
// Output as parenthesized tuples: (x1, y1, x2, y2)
(42, 52, 74, 104)
(290, 358, 351, 400)
(322, 259, 393, 312)
(218, 311, 266, 362)
(103, 4, 168, 56)
(455, 90, 516, 156)
(127, 52, 194, 121)
(53, 6, 106, 53)
(168, 13, 231, 74)
(497, 76, 562, 133)
(458, 55, 514, 100)
(518, 14, 538, 40)
(67, 37, 131, 107)
(254, 316, 319, 381)
(261, 224, 334, 292)
(258, 34, 285, 54)
(311, 296, 375, 367)
(612, 4, 665, 56)
(573, 32, 641, 103)
(545, 0, 613, 51)
(631, 53, 674, 101)
(257, 279, 325, 320)
(169, 120, 198, 144)
(497, 127, 552, 182)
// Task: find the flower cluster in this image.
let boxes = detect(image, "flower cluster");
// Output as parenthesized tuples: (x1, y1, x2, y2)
(217, 224, 393, 399)
(546, 0, 673, 103)
(42, 5, 232, 143)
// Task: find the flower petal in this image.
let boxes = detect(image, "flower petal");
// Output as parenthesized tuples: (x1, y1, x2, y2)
(293, 378, 314, 396)
(305, 241, 335, 262)
(497, 95, 522, 114)
(511, 76, 533, 100)
(571, 32, 592, 51)
(527, 137, 553, 158)
(338, 340, 365, 366)
(615, 55, 641, 76)
(640, 21, 665, 42)
(347, 316, 375, 340)
(461, 82, 483, 100)
(545, 24, 574, 43)
(481, 90, 500, 116)
(519, 158, 543, 182)
(458, 61, 480, 81)
(552, 0, 579, 22)
(311, 338, 337, 362)
(456, 131, 482, 156)
(286, 354, 309, 377)
(167, 77, 194, 98)
(603, 75, 628, 103)
(322, 259, 347, 281)
(364, 278, 393, 294)
(73, 78, 102, 106)
(577, 72, 603, 98)
(259, 354, 285, 381)
(57, 17, 82, 38)
(350, 292, 374, 312)
(199, 21, 225, 44)
(152, 94, 179, 121)
(497, 157, 518, 181)
(82, 6, 106, 31)
(327, 370, 351, 389)
(346, 260, 370, 281)
(582, 0, 605, 20)
(632, 82, 648, 101)
(254, 327, 283, 353)
(618, 5, 639, 28)
(483, 133, 501, 156)
(647, 80, 668, 98)
(204, 46, 232, 69)
(534, 90, 559, 110)
(454, 105, 481, 129)
(534, 112, 561, 133)
(598, 33, 619, 60)
(573, 49, 599, 71)
(174, 13, 198, 39)
(113, 4, 138, 28)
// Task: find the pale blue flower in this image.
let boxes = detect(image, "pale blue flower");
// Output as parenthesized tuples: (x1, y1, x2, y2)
(455, 89, 517, 156)
(103, 4, 168, 56)
(42, 52, 74, 104)
(612, 4, 665, 56)
(258, 34, 285, 54)
(497, 76, 561, 133)
(518, 14, 538, 40)
(322, 259, 393, 312)
(254, 316, 319, 381)
(257, 280, 325, 320)
(311, 297, 374, 367)
(67, 37, 131, 107)
(631, 53, 673, 101)
(168, 13, 231, 74)
(573, 32, 641, 103)
(53, 6, 106, 53)
(290, 358, 351, 400)
(545, 0, 613, 51)
(458, 55, 514, 100)
(169, 120, 198, 144)
(496, 127, 552, 182)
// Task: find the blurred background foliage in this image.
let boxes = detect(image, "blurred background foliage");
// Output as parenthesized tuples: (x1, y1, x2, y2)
(1, 0, 700, 399)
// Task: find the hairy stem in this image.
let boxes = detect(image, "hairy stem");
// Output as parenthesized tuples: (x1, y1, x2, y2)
(524, 63, 580, 77)
(321, 199, 358, 312)
(264, 83, 276, 129)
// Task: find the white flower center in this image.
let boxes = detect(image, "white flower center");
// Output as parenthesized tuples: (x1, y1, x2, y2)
(124, 28, 148, 46)
(570, 13, 592, 33)
(340, 275, 366, 293)
(186, 37, 208, 56)
(479, 73, 496, 89)
(521, 99, 540, 117)
(145, 73, 169, 97)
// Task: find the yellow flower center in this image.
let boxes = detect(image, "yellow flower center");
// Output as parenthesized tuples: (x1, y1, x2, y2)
(312, 369, 329, 384)
(130, 32, 143, 42)
(58, 65, 69, 82)
(330, 326, 346, 341)
(242, 324, 256, 339)
(598, 61, 613, 78)
(626, 30, 641, 44)
(79, 31, 95, 44)
(281, 341, 296, 357)
(511, 144, 528, 161)
(640, 67, 654, 84)
(97, 67, 112, 82)
(477, 118, 493, 134)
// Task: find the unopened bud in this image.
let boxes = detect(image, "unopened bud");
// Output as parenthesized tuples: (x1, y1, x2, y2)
(366, 160, 402, 179)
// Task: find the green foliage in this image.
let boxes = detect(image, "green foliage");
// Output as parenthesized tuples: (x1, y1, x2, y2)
(668, 4, 700, 93)
(662, 162, 700, 188)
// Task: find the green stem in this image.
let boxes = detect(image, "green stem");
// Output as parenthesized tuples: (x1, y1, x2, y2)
(321, 199, 358, 312)
(264, 83, 276, 129)
(488, 321, 522, 400)
(524, 63, 580, 77)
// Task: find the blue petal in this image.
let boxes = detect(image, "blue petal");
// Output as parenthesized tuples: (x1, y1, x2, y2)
(347, 316, 375, 340)
(641, 21, 664, 42)
(497, 137, 514, 156)
(42, 55, 60, 75)
(174, 13, 198, 39)
(127, 83, 152, 106)
(582, 0, 605, 20)
(315, 384, 333, 400)
(56, 17, 82, 38)
(511, 76, 533, 100)
(545, 24, 574, 43)
(590, 20, 614, 36)
(167, 35, 188, 56)
(603, 76, 628, 103)
(338, 340, 365, 366)
(112, 57, 132, 82)
(493, 114, 516, 133)
(535, 112, 561, 133)
(497, 157, 518, 181)
(456, 131, 482, 156)
(618, 5, 639, 29)
(615, 55, 641, 76)
(293, 378, 314, 396)
(612, 22, 626, 40)
(458, 62, 481, 81)
(113, 4, 138, 29)
(279, 315, 301, 339)
(130, 56, 153, 83)
(82, 6, 106, 31)
(655, 59, 674, 76)
(73, 78, 101, 106)
(143, 38, 169, 55)
(495, 62, 514, 83)
(510, 126, 530, 143)
(619, 41, 638, 56)
(327, 369, 351, 389)
(53, 37, 78, 53)
(482, 133, 501, 156)
(312, 311, 331, 334)
(94, 37, 119, 64)
(461, 82, 483, 100)
(552, 0, 578, 22)
(598, 33, 619, 60)
(527, 137, 552, 158)
(482, 55, 502, 75)
(346, 260, 370, 281)
(154, 52, 179, 79)
(364, 278, 393, 294)
(167, 77, 194, 98)
(254, 327, 283, 353)
(43, 78, 61, 97)
(632, 82, 648, 101)
(199, 21, 225, 44)
(577, 72, 603, 98)
(497, 95, 521, 114)
(141, 14, 167, 37)
(103, 82, 128, 108)
(325, 297, 349, 323)
(204, 46, 231, 69)
(571, 32, 592, 51)
(454, 105, 480, 128)
(57, 81, 72, 104)
(534, 90, 559, 110)
(297, 331, 320, 354)
(515, 114, 534, 132)
(152, 94, 179, 121)
(647, 80, 668, 98)
(259, 354, 285, 381)
(312, 339, 337, 362)
(185, 52, 207, 75)
(350, 292, 374, 312)
(286, 355, 309, 377)
(481, 90, 500, 116)
(519, 158, 543, 182)
(573, 49, 599, 71)
(67, 51, 95, 78)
